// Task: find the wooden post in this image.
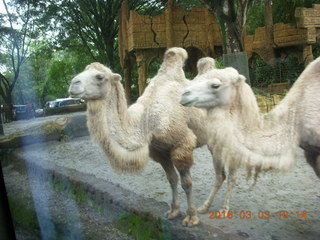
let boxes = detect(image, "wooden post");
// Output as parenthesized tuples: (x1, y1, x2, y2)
(165, 0, 174, 48)
(264, 0, 276, 64)
(124, 58, 133, 104)
(0, 105, 4, 135)
(135, 51, 148, 96)
(303, 44, 314, 66)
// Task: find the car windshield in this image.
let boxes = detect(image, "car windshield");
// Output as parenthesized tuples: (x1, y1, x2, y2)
(13, 106, 26, 111)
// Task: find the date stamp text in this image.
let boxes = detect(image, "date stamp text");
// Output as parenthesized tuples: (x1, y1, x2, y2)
(208, 210, 320, 220)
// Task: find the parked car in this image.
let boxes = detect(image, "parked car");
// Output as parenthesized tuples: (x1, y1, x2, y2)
(12, 104, 35, 120)
(44, 100, 59, 109)
(44, 98, 83, 109)
(44, 98, 85, 116)
(35, 108, 44, 117)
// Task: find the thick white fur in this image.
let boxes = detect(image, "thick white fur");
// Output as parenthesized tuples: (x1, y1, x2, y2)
(182, 57, 320, 173)
(69, 47, 212, 226)
(68, 47, 208, 172)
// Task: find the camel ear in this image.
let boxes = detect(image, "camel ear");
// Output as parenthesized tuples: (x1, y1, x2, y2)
(112, 73, 122, 82)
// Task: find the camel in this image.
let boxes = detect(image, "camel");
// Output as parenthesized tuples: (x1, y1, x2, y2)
(68, 47, 212, 227)
(180, 56, 320, 214)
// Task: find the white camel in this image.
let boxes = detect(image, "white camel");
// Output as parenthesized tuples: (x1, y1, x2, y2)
(68, 47, 212, 226)
(180, 56, 320, 214)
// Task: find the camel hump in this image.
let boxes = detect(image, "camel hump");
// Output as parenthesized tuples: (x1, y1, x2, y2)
(164, 47, 188, 66)
(196, 57, 216, 76)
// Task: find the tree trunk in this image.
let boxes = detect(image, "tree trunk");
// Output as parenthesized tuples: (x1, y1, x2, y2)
(4, 94, 13, 121)
(202, 0, 252, 54)
(223, 20, 243, 53)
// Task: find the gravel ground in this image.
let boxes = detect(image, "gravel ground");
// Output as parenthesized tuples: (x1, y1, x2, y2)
(2, 114, 320, 240)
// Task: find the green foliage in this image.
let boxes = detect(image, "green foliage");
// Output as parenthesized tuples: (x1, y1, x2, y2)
(174, 0, 202, 10)
(8, 196, 39, 231)
(249, 54, 304, 88)
(246, 0, 319, 35)
(148, 58, 162, 79)
(313, 40, 320, 58)
(272, 0, 316, 24)
(246, 1, 265, 35)
(215, 57, 223, 69)
(0, 0, 54, 107)
(118, 213, 165, 240)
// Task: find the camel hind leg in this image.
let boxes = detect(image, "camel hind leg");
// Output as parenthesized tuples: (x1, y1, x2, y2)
(198, 155, 226, 214)
(304, 150, 320, 178)
(150, 149, 181, 219)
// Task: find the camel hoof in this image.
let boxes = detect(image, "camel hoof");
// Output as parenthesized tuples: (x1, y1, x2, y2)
(166, 209, 181, 219)
(197, 205, 209, 214)
(219, 206, 230, 217)
(182, 215, 200, 227)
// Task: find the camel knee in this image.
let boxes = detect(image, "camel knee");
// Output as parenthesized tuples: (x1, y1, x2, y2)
(217, 171, 226, 182)
(171, 150, 193, 173)
(167, 171, 179, 187)
(180, 173, 193, 193)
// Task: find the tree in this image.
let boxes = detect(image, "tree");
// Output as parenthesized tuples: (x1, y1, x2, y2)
(0, 0, 50, 115)
(272, 0, 316, 24)
(200, 0, 255, 53)
(50, 0, 162, 71)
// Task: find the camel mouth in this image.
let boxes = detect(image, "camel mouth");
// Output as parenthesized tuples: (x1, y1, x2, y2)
(180, 97, 198, 107)
(69, 91, 85, 99)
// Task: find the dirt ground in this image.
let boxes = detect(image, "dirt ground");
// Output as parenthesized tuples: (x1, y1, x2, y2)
(2, 114, 320, 240)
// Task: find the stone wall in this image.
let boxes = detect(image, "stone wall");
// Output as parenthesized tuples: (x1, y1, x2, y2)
(245, 4, 320, 65)
(124, 5, 221, 53)
(295, 4, 320, 28)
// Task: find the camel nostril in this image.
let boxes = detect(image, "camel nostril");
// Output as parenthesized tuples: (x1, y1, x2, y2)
(72, 79, 81, 85)
(183, 91, 191, 96)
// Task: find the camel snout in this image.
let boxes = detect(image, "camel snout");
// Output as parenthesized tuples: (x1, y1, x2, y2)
(68, 80, 84, 98)
(180, 94, 198, 107)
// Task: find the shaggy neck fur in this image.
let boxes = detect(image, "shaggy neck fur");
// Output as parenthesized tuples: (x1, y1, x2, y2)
(86, 81, 150, 173)
(208, 79, 299, 172)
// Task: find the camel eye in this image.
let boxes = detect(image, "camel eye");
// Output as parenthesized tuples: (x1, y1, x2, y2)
(211, 84, 220, 89)
(95, 74, 105, 81)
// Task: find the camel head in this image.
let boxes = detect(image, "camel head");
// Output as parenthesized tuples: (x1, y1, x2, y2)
(68, 62, 122, 100)
(180, 67, 246, 109)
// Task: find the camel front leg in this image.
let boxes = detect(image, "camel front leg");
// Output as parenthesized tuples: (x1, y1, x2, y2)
(150, 150, 181, 219)
(220, 167, 237, 215)
(198, 155, 226, 214)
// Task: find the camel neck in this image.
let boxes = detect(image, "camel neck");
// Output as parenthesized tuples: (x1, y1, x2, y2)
(207, 82, 298, 172)
(85, 88, 149, 172)
(86, 80, 151, 149)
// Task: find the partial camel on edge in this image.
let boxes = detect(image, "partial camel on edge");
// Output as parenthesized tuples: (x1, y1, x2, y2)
(180, 56, 320, 214)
